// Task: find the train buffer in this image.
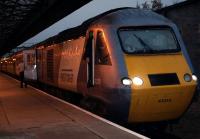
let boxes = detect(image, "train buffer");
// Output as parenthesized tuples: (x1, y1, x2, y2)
(0, 73, 148, 139)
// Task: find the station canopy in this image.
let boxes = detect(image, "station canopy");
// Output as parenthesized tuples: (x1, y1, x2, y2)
(0, 0, 92, 56)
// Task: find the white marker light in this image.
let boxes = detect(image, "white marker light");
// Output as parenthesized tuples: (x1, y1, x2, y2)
(132, 77, 143, 86)
(184, 73, 192, 82)
(192, 75, 198, 81)
(122, 78, 132, 86)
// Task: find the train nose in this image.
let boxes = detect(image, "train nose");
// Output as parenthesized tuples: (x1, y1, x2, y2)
(123, 54, 197, 123)
(128, 80, 196, 123)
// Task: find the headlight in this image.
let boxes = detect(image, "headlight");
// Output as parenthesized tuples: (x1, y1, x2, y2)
(184, 73, 192, 82)
(132, 77, 143, 86)
(122, 78, 132, 86)
(192, 74, 198, 81)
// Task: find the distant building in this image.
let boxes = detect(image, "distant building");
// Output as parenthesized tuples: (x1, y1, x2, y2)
(157, 0, 200, 76)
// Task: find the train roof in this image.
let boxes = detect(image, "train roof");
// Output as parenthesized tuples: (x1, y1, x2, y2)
(37, 7, 173, 46)
(90, 8, 172, 27)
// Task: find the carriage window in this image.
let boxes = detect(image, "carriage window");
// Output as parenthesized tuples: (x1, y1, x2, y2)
(27, 54, 35, 65)
(47, 49, 54, 81)
(95, 31, 111, 65)
(118, 27, 180, 54)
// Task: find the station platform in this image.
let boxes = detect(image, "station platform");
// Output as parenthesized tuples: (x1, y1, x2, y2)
(0, 73, 148, 139)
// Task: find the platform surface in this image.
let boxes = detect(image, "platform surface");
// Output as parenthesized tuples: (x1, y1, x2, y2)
(0, 73, 147, 139)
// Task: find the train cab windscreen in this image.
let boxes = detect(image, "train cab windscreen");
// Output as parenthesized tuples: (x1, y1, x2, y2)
(118, 27, 180, 54)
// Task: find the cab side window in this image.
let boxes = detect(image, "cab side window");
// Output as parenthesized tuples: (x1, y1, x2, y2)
(95, 31, 111, 65)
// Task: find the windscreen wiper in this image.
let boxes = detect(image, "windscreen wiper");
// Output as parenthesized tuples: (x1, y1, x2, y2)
(132, 34, 153, 52)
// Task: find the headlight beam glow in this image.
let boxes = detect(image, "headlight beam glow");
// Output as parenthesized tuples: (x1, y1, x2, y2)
(132, 77, 143, 86)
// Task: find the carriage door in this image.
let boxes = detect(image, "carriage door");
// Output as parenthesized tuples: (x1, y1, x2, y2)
(23, 50, 37, 80)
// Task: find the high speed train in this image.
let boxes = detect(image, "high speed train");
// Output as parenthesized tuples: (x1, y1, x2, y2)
(0, 8, 198, 125)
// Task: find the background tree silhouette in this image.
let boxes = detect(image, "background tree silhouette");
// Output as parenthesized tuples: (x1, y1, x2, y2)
(151, 0, 163, 10)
